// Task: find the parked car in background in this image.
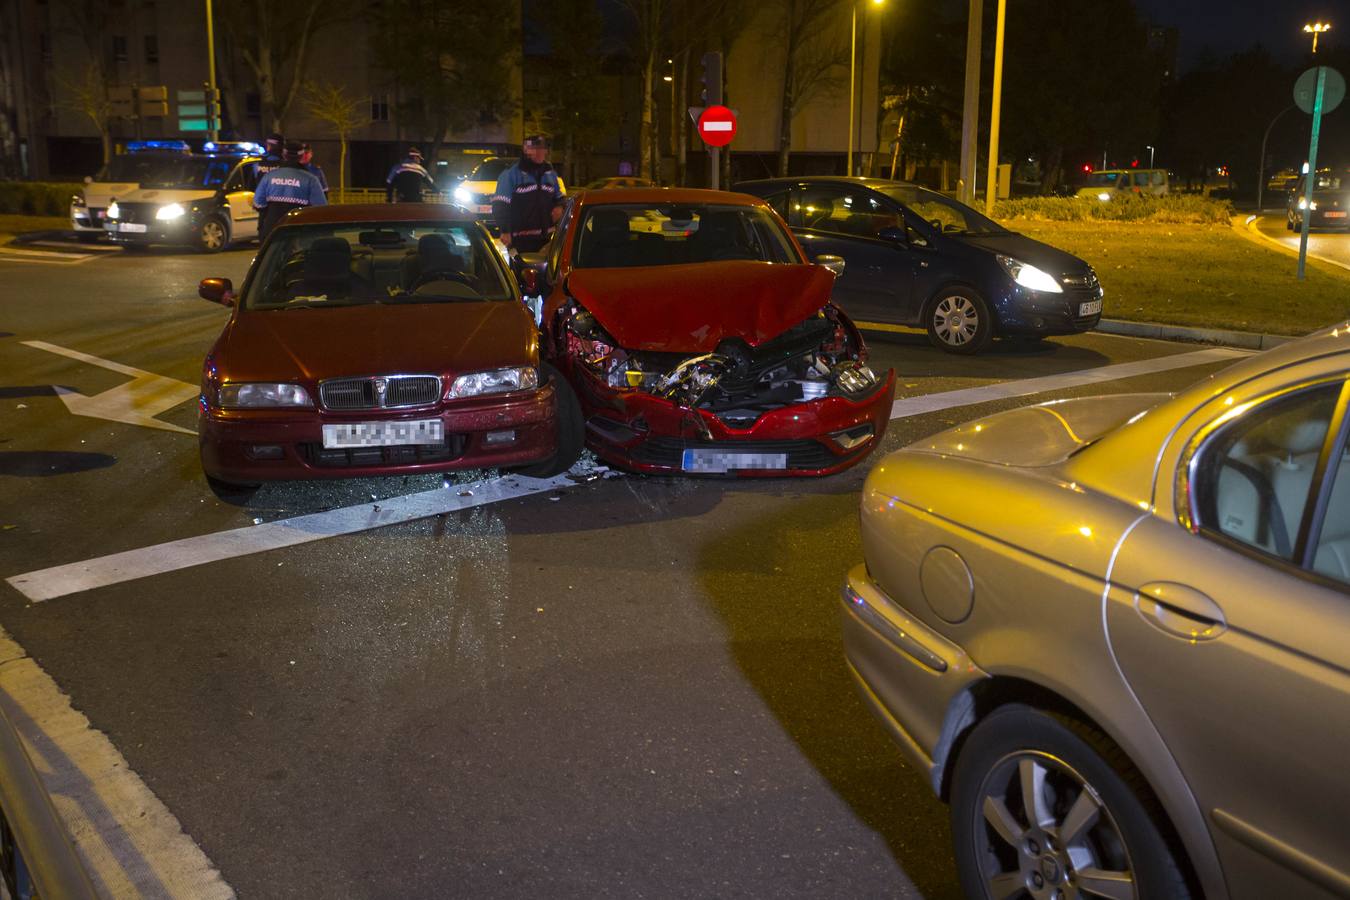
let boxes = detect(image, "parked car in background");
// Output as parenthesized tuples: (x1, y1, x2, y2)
(843, 325, 1350, 898)
(1075, 168, 1170, 200)
(70, 140, 196, 242)
(451, 156, 567, 221)
(583, 177, 655, 190)
(1286, 168, 1350, 231)
(519, 187, 895, 476)
(197, 204, 574, 491)
(735, 176, 1102, 354)
(102, 143, 263, 252)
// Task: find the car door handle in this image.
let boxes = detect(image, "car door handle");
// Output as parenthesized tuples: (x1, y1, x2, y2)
(1134, 582, 1227, 641)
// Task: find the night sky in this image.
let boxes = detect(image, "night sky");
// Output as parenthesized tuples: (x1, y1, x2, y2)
(1134, 0, 1346, 70)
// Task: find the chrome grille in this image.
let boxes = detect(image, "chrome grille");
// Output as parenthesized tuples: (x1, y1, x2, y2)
(319, 375, 441, 410)
(1062, 269, 1099, 289)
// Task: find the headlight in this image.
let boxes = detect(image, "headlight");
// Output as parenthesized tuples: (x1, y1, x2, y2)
(997, 255, 1063, 293)
(447, 367, 538, 399)
(1096, 192, 1112, 202)
(453, 186, 472, 205)
(106, 201, 120, 220)
(156, 202, 186, 221)
(1298, 197, 1317, 211)
(218, 383, 313, 408)
(71, 194, 86, 207)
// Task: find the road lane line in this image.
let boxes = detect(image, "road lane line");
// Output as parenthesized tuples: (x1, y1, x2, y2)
(889, 346, 1249, 420)
(0, 247, 97, 264)
(0, 629, 233, 897)
(7, 472, 584, 603)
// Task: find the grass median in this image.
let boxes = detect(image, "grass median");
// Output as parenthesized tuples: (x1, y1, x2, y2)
(1009, 219, 1350, 336)
(0, 214, 69, 245)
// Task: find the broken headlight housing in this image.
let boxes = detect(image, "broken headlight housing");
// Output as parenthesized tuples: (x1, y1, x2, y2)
(834, 363, 878, 394)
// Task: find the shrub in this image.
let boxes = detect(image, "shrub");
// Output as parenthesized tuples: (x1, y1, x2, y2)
(0, 182, 85, 217)
(994, 194, 1233, 225)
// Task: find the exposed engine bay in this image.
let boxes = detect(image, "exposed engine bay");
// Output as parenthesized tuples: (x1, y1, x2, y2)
(565, 305, 882, 429)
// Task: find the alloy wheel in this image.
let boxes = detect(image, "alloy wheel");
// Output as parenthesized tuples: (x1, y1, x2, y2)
(200, 220, 227, 251)
(933, 294, 981, 347)
(971, 750, 1137, 900)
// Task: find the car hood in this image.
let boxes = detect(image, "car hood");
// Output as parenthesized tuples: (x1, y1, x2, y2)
(216, 301, 537, 384)
(566, 261, 835, 353)
(111, 187, 219, 204)
(908, 393, 1168, 468)
(956, 232, 1089, 277)
(82, 183, 140, 206)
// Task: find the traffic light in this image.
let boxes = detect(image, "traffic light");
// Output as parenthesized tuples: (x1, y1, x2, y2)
(699, 51, 723, 106)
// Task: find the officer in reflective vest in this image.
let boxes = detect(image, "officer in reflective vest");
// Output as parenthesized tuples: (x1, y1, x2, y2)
(253, 141, 327, 240)
(491, 134, 565, 253)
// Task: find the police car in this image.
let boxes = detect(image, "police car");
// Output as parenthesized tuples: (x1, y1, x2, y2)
(70, 140, 192, 242)
(103, 141, 264, 252)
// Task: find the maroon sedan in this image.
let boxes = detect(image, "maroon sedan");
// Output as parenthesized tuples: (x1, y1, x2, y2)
(523, 188, 896, 476)
(197, 204, 580, 491)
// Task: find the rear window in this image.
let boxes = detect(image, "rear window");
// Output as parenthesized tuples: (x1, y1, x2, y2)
(242, 222, 513, 309)
(572, 203, 798, 268)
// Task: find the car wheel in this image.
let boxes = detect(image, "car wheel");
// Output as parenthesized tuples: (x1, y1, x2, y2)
(950, 704, 1192, 900)
(198, 217, 229, 253)
(925, 287, 993, 354)
(515, 363, 584, 478)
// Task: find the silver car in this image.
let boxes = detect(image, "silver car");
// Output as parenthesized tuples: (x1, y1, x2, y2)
(843, 325, 1350, 899)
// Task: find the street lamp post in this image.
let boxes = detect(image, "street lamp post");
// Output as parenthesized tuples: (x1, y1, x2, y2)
(205, 0, 218, 142)
(847, 0, 883, 177)
(1304, 22, 1331, 53)
(983, 0, 1007, 216)
(1146, 145, 1155, 169)
(1257, 104, 1296, 211)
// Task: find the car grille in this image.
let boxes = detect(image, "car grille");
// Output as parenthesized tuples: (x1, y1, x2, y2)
(1061, 268, 1100, 290)
(630, 436, 841, 470)
(111, 203, 156, 225)
(318, 375, 441, 410)
(299, 435, 465, 468)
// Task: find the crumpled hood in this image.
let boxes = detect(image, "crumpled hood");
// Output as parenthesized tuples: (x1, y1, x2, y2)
(908, 393, 1167, 468)
(958, 231, 1089, 277)
(217, 301, 536, 384)
(566, 261, 835, 353)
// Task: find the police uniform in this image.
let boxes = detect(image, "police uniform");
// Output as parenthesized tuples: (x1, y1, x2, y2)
(253, 159, 327, 240)
(386, 151, 436, 203)
(491, 137, 565, 253)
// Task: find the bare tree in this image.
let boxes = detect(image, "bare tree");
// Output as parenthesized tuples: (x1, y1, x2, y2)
(49, 0, 114, 165)
(0, 4, 24, 178)
(55, 63, 115, 166)
(217, 0, 328, 134)
(773, 0, 848, 177)
(617, 0, 667, 182)
(305, 82, 366, 201)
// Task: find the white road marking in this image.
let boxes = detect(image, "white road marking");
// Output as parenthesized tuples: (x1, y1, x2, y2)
(7, 472, 585, 602)
(0, 247, 97, 264)
(22, 341, 198, 435)
(889, 346, 1249, 420)
(0, 628, 233, 897)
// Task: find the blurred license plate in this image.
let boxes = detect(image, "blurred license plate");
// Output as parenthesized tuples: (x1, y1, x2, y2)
(475, 204, 492, 214)
(1325, 211, 1347, 218)
(1079, 300, 1103, 316)
(322, 419, 443, 449)
(682, 449, 788, 473)
(118, 223, 147, 233)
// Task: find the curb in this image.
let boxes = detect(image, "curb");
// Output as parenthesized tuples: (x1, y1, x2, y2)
(1234, 215, 1350, 275)
(1097, 318, 1297, 351)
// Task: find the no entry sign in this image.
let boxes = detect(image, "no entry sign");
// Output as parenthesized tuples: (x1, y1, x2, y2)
(697, 106, 737, 147)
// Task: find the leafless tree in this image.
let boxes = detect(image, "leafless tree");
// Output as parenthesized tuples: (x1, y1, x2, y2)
(773, 0, 849, 177)
(305, 82, 366, 201)
(55, 63, 115, 166)
(217, 0, 328, 134)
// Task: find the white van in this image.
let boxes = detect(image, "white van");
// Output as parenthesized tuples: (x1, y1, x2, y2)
(1076, 168, 1169, 201)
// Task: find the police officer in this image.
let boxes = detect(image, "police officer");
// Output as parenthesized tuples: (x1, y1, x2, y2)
(491, 134, 565, 253)
(298, 143, 329, 196)
(253, 140, 327, 241)
(385, 147, 436, 202)
(254, 132, 285, 180)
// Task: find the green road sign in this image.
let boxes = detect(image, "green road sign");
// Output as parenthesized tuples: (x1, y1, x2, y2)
(1295, 66, 1344, 115)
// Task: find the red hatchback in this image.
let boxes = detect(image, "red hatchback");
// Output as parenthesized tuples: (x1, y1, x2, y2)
(197, 205, 579, 490)
(523, 189, 896, 476)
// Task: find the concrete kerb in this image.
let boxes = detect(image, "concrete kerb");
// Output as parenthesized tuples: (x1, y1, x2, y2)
(1233, 214, 1350, 275)
(1096, 318, 1297, 351)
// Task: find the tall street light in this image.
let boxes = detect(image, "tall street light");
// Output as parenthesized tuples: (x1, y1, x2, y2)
(1304, 22, 1331, 53)
(1146, 145, 1155, 169)
(205, 0, 219, 142)
(848, 0, 884, 177)
(983, 0, 1007, 215)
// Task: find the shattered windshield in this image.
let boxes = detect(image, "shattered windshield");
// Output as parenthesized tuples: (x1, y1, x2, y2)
(242, 223, 513, 310)
(573, 203, 799, 268)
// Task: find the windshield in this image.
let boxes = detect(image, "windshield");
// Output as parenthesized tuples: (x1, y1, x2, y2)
(467, 159, 512, 182)
(242, 223, 514, 310)
(100, 153, 197, 184)
(877, 185, 1008, 236)
(573, 203, 799, 268)
(108, 156, 235, 189)
(1086, 172, 1126, 187)
(1314, 172, 1346, 191)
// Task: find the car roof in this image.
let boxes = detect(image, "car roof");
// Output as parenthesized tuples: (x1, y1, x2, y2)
(736, 176, 917, 189)
(284, 204, 478, 226)
(573, 187, 767, 206)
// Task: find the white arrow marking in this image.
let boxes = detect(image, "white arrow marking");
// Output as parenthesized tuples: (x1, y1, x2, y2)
(21, 340, 198, 435)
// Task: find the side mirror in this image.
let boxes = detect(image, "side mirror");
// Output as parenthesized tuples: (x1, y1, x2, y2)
(518, 252, 548, 294)
(521, 267, 538, 295)
(199, 277, 234, 306)
(877, 226, 908, 245)
(813, 254, 846, 276)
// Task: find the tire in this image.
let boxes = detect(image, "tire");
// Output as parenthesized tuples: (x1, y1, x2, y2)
(198, 217, 230, 253)
(925, 286, 994, 355)
(515, 363, 584, 478)
(950, 704, 1192, 900)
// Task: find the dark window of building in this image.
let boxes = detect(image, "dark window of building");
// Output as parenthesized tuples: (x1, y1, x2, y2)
(371, 95, 389, 122)
(112, 36, 128, 63)
(144, 35, 158, 64)
(245, 92, 261, 117)
(39, 33, 51, 63)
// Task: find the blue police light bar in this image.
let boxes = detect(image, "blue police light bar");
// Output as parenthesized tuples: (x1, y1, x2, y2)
(203, 141, 265, 156)
(126, 140, 192, 154)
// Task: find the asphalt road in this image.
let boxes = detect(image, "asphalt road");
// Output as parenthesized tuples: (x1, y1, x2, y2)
(0, 241, 1249, 898)
(1253, 212, 1350, 269)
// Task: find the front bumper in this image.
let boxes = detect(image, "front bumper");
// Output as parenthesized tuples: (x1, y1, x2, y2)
(577, 368, 896, 477)
(840, 563, 986, 794)
(104, 217, 197, 246)
(995, 284, 1104, 336)
(70, 205, 107, 233)
(199, 386, 557, 482)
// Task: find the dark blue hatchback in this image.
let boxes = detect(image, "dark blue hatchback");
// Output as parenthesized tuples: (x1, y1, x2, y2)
(734, 177, 1103, 354)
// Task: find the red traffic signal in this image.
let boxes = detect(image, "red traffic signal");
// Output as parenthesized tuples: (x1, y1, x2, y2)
(1082, 163, 1092, 173)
